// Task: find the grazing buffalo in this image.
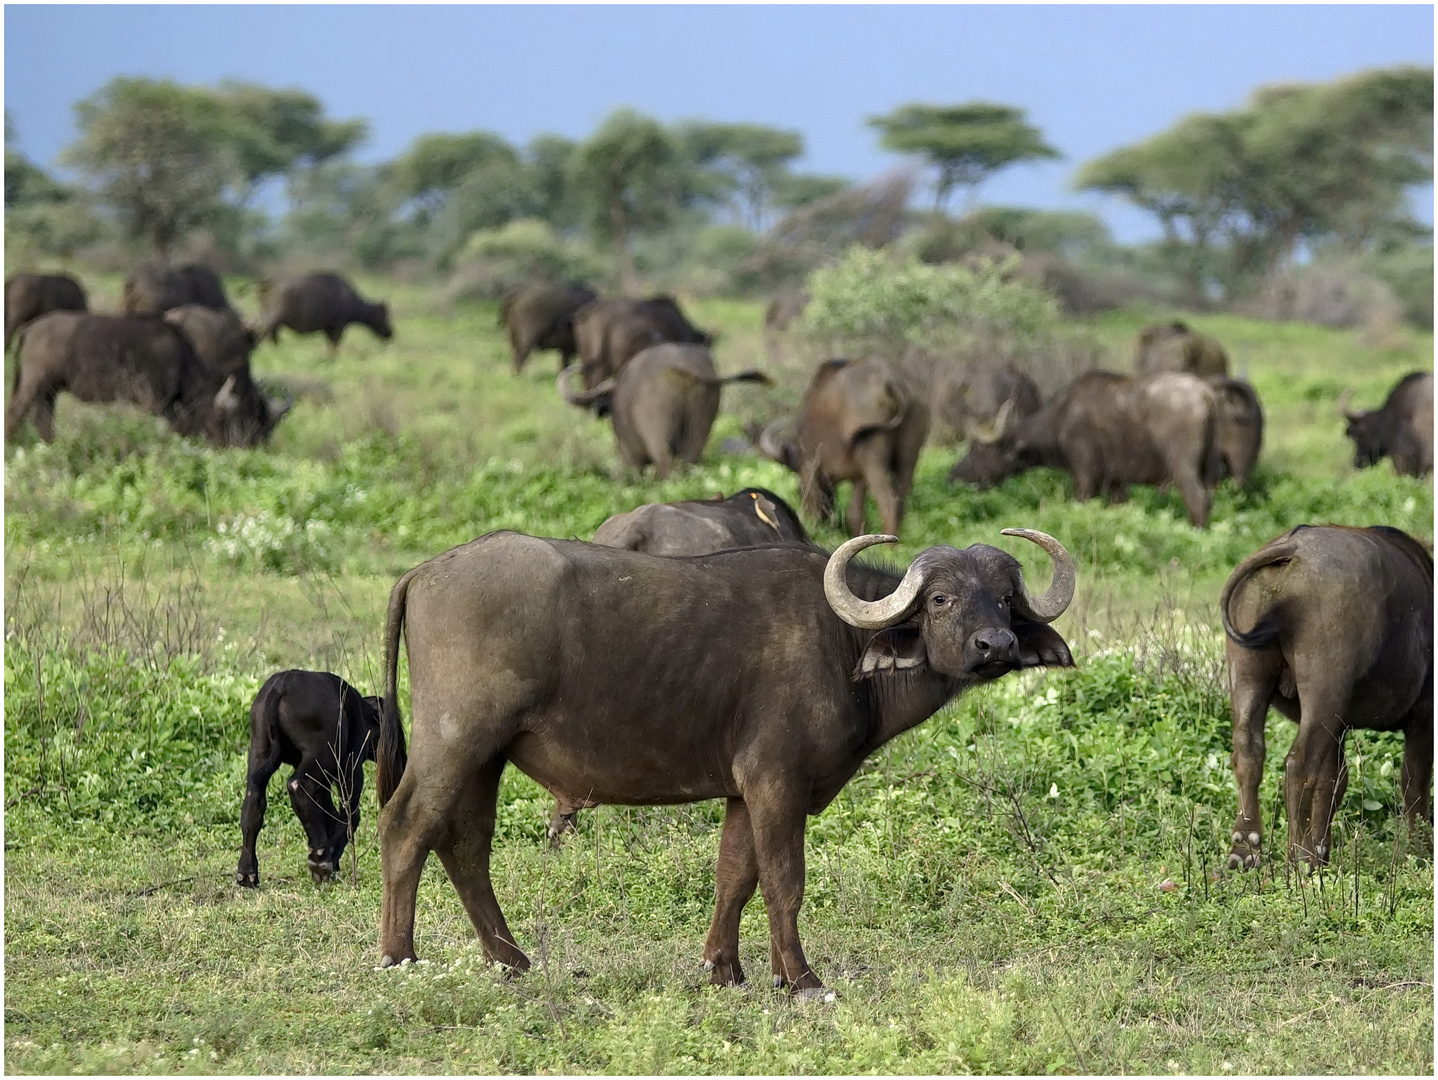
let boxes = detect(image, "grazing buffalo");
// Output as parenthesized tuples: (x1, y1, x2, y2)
(1341, 371, 1434, 478)
(571, 295, 715, 388)
(500, 280, 597, 374)
(374, 527, 1076, 994)
(238, 670, 384, 887)
(1133, 321, 1229, 377)
(758, 357, 930, 537)
(5, 272, 87, 351)
(1220, 525, 1432, 869)
(255, 272, 392, 353)
(5, 312, 291, 447)
(948, 371, 1223, 528)
(1205, 375, 1264, 486)
(123, 262, 231, 315)
(559, 343, 769, 477)
(163, 304, 257, 378)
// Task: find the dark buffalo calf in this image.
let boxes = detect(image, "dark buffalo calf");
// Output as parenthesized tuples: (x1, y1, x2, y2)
(237, 670, 383, 887)
(1341, 371, 1434, 478)
(1221, 525, 1432, 870)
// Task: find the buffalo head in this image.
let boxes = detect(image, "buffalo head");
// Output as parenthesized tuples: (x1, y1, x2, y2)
(1339, 391, 1386, 469)
(824, 529, 1075, 681)
(207, 373, 294, 447)
(374, 301, 394, 341)
(946, 399, 1034, 488)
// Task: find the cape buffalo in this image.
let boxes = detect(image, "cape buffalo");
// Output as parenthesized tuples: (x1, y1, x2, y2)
(500, 280, 597, 374)
(948, 370, 1224, 528)
(512, 487, 814, 848)
(255, 272, 392, 353)
(559, 343, 769, 477)
(1133, 321, 1229, 377)
(758, 357, 930, 538)
(238, 670, 384, 887)
(5, 272, 87, 351)
(5, 311, 291, 447)
(1341, 371, 1433, 478)
(374, 527, 1076, 994)
(123, 262, 231, 315)
(163, 304, 257, 377)
(571, 295, 715, 389)
(1206, 375, 1264, 486)
(1220, 525, 1432, 870)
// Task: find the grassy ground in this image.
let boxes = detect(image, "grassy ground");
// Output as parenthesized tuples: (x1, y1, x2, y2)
(4, 278, 1433, 1073)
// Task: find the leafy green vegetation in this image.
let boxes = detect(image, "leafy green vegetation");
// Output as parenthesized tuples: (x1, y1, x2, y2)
(4, 292, 1433, 1073)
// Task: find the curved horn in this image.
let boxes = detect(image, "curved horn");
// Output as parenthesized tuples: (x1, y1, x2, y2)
(1001, 528, 1076, 623)
(267, 388, 295, 422)
(557, 365, 615, 407)
(969, 397, 1016, 444)
(824, 534, 928, 630)
(213, 374, 239, 412)
(757, 420, 794, 467)
(1337, 388, 1359, 421)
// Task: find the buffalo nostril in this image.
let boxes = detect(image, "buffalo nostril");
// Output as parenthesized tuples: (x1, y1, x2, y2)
(973, 629, 1017, 654)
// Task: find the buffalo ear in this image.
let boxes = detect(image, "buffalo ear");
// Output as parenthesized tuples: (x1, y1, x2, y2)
(1013, 622, 1074, 668)
(853, 628, 927, 680)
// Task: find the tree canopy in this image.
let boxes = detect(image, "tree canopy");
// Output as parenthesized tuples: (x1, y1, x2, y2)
(869, 102, 1061, 211)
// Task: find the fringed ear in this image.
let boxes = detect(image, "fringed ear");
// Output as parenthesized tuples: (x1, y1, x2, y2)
(853, 628, 928, 680)
(1013, 622, 1074, 668)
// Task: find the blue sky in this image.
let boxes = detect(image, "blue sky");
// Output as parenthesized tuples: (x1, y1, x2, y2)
(5, 4, 1433, 243)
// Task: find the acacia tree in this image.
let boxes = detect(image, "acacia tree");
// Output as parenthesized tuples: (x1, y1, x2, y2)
(1076, 65, 1432, 300)
(677, 121, 805, 231)
(63, 77, 366, 258)
(570, 109, 680, 291)
(869, 102, 1060, 212)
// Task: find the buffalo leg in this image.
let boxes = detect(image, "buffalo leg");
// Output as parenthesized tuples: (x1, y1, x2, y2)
(702, 797, 759, 986)
(1284, 711, 1348, 868)
(434, 757, 531, 972)
(746, 786, 822, 992)
(1401, 702, 1433, 827)
(855, 437, 903, 536)
(1226, 645, 1279, 870)
(236, 732, 283, 887)
(1174, 467, 1213, 528)
(288, 762, 343, 882)
(845, 479, 869, 536)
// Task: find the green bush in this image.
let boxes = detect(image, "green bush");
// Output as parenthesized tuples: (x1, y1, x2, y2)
(447, 218, 606, 301)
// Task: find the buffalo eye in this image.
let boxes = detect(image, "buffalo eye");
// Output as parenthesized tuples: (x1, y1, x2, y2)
(930, 594, 949, 609)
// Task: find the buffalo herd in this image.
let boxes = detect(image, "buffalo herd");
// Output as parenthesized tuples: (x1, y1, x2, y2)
(4, 264, 1432, 997)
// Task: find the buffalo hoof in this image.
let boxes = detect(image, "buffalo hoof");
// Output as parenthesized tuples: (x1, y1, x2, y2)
(1227, 830, 1262, 871)
(236, 870, 259, 888)
(703, 957, 745, 987)
(794, 987, 837, 1005)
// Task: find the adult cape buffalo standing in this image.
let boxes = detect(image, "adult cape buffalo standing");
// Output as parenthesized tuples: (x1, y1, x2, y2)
(1220, 525, 1432, 869)
(571, 295, 715, 388)
(559, 344, 769, 477)
(5, 312, 291, 447)
(254, 272, 393, 352)
(948, 371, 1224, 528)
(758, 357, 930, 538)
(1340, 371, 1434, 478)
(5, 272, 87, 351)
(123, 262, 231, 315)
(375, 528, 1076, 994)
(500, 281, 597, 374)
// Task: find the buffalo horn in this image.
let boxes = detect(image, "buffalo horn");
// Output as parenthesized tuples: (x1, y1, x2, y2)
(557, 365, 615, 407)
(968, 398, 1015, 444)
(824, 534, 929, 629)
(1000, 528, 1076, 623)
(213, 375, 240, 412)
(757, 420, 792, 465)
(1337, 388, 1358, 420)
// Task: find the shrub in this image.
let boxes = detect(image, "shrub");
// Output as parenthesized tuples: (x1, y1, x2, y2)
(447, 219, 606, 302)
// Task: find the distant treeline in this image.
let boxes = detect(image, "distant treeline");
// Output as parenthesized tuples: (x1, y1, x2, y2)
(4, 66, 1432, 325)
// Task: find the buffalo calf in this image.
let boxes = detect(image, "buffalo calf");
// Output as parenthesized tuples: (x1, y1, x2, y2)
(1220, 525, 1432, 870)
(1341, 372, 1434, 478)
(237, 670, 383, 887)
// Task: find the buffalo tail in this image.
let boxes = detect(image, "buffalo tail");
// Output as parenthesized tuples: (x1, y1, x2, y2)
(1218, 537, 1297, 648)
(376, 569, 415, 807)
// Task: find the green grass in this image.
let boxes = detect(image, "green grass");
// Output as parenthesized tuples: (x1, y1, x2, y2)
(4, 283, 1433, 1074)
